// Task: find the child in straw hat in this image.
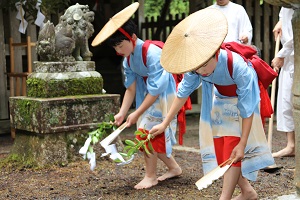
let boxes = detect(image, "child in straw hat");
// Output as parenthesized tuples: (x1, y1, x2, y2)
(92, 3, 182, 190)
(150, 8, 274, 199)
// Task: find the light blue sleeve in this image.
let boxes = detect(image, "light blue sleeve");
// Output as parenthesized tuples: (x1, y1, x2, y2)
(123, 58, 137, 88)
(177, 72, 202, 98)
(231, 52, 260, 118)
(145, 45, 172, 96)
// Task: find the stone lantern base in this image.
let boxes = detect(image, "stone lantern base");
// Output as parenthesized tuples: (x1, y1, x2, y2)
(6, 60, 121, 167)
(8, 94, 120, 167)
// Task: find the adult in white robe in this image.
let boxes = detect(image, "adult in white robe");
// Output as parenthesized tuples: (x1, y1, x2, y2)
(271, 7, 295, 158)
(210, 0, 253, 45)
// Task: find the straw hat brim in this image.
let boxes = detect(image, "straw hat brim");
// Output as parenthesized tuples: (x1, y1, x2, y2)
(91, 2, 139, 47)
(160, 8, 228, 74)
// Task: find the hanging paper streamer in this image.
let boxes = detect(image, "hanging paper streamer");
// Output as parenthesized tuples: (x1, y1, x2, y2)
(15, 1, 28, 34)
(35, 0, 45, 28)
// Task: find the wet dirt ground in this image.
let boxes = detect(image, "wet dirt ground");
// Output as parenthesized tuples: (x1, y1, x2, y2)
(0, 113, 296, 200)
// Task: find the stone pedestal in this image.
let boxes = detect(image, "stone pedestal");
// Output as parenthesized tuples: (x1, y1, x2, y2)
(27, 61, 103, 98)
(9, 95, 119, 133)
(8, 61, 120, 167)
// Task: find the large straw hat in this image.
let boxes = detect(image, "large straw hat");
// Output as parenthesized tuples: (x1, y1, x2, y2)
(161, 8, 228, 74)
(91, 2, 139, 47)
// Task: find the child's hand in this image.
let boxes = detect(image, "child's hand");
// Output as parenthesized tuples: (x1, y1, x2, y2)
(230, 143, 245, 163)
(149, 123, 167, 138)
(114, 113, 124, 126)
(126, 111, 139, 127)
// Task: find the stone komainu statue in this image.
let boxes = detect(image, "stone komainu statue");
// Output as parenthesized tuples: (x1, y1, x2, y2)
(37, 4, 94, 62)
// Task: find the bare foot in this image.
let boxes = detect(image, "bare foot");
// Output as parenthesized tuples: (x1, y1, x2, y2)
(157, 167, 182, 181)
(272, 147, 295, 158)
(134, 177, 158, 190)
(232, 190, 258, 200)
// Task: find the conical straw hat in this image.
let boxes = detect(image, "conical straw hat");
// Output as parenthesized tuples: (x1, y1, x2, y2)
(161, 8, 228, 74)
(91, 2, 139, 47)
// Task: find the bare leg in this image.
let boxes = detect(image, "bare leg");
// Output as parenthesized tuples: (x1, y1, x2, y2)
(134, 152, 159, 189)
(157, 153, 182, 181)
(219, 166, 240, 200)
(232, 176, 258, 200)
(272, 131, 295, 158)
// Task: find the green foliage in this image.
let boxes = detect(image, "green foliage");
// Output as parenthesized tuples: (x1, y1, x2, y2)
(169, 0, 189, 16)
(118, 129, 154, 160)
(86, 114, 116, 154)
(0, 0, 189, 22)
(0, 153, 37, 170)
(15, 99, 40, 127)
(26, 77, 103, 98)
(145, 0, 189, 18)
(144, 0, 164, 18)
(81, 115, 154, 165)
(39, 0, 70, 15)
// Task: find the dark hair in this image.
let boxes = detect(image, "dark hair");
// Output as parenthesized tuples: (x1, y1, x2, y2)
(106, 19, 137, 47)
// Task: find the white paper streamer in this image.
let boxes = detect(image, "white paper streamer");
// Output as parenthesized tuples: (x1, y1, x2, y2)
(87, 152, 96, 171)
(79, 136, 97, 170)
(15, 1, 28, 34)
(80, 140, 128, 170)
(101, 143, 135, 166)
(102, 144, 125, 162)
(79, 136, 92, 156)
(34, 0, 45, 28)
(18, 20, 28, 34)
(79, 123, 134, 170)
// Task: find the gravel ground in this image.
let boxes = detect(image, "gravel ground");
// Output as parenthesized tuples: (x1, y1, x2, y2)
(0, 113, 296, 200)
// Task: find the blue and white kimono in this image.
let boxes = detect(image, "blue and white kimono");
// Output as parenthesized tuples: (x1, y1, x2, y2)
(122, 38, 177, 157)
(177, 49, 275, 181)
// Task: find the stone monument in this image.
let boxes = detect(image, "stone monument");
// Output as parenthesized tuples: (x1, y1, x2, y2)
(8, 4, 120, 167)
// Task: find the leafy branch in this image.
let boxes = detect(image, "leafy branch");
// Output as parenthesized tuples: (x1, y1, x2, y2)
(80, 115, 154, 166)
(81, 114, 117, 156)
(114, 129, 154, 163)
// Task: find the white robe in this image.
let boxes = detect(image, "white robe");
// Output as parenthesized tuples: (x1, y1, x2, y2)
(276, 8, 294, 132)
(210, 2, 253, 44)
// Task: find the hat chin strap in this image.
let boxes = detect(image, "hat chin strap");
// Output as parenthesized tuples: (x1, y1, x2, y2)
(118, 27, 136, 48)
